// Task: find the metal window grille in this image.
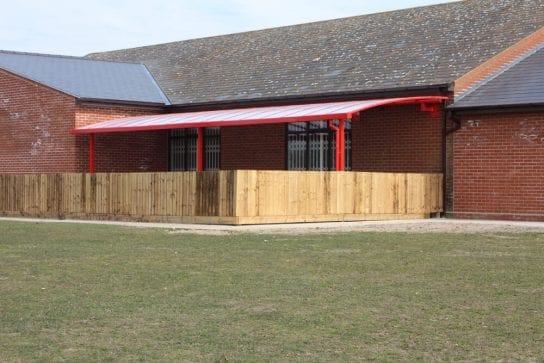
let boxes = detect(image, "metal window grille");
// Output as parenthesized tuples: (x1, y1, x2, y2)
(169, 129, 197, 171)
(287, 120, 351, 171)
(169, 128, 220, 171)
(287, 122, 307, 170)
(204, 127, 221, 171)
(308, 132, 330, 170)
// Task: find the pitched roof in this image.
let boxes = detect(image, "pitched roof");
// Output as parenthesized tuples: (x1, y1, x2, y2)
(0, 50, 170, 105)
(87, 0, 544, 106)
(450, 45, 544, 109)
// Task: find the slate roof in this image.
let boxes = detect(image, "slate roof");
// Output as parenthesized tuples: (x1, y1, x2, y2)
(87, 0, 544, 106)
(0, 50, 170, 105)
(451, 45, 544, 109)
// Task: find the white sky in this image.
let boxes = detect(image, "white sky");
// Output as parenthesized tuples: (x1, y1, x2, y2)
(0, 0, 458, 56)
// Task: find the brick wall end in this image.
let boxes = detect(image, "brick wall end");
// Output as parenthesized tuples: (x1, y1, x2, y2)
(0, 70, 167, 174)
(451, 112, 544, 222)
(0, 69, 79, 173)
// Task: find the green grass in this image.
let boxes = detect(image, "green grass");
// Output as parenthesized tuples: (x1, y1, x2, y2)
(0, 221, 543, 362)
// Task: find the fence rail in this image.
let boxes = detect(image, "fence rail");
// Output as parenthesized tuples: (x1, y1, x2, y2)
(0, 171, 442, 225)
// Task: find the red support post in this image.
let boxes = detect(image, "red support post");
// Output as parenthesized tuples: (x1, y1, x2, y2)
(338, 119, 345, 171)
(89, 134, 95, 174)
(328, 120, 346, 171)
(197, 128, 204, 172)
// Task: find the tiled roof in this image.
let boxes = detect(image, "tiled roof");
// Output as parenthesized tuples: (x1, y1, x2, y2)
(0, 51, 170, 105)
(87, 0, 544, 106)
(451, 45, 544, 109)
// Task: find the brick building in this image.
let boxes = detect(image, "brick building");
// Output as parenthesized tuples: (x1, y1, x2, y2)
(449, 45, 544, 221)
(1, 0, 543, 221)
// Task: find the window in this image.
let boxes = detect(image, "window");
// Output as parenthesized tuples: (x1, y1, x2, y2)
(287, 120, 351, 171)
(204, 127, 220, 171)
(169, 128, 197, 171)
(169, 128, 220, 171)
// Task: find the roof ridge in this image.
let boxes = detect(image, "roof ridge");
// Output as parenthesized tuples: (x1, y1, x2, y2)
(455, 42, 544, 102)
(141, 65, 171, 106)
(0, 49, 86, 59)
(0, 49, 146, 67)
(87, 0, 461, 57)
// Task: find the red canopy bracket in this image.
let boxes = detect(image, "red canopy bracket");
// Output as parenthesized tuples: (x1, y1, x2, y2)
(420, 103, 441, 118)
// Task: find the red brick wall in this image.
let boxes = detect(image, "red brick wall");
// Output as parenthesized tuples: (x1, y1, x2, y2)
(221, 124, 286, 170)
(92, 132, 169, 173)
(0, 69, 167, 174)
(75, 104, 163, 128)
(0, 69, 80, 173)
(75, 104, 167, 172)
(451, 112, 544, 221)
(352, 104, 443, 173)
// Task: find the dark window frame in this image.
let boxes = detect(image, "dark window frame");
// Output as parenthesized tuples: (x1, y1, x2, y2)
(286, 120, 352, 171)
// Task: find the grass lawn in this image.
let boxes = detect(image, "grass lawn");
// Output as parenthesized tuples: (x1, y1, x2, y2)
(0, 221, 543, 362)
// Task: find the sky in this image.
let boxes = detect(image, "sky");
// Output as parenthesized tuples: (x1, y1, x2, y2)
(0, 0, 458, 57)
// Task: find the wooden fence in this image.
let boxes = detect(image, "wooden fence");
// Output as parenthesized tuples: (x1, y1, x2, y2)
(0, 171, 443, 225)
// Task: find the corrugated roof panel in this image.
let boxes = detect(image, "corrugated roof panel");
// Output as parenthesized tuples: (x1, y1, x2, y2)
(0, 50, 170, 105)
(72, 96, 447, 134)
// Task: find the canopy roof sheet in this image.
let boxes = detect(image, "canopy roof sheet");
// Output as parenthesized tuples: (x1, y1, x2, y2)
(73, 96, 447, 135)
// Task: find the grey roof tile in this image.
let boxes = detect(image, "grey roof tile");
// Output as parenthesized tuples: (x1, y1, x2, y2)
(451, 45, 544, 109)
(0, 51, 170, 105)
(87, 0, 544, 106)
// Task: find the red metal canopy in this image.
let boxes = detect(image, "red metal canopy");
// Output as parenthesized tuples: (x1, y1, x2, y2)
(72, 96, 447, 134)
(73, 96, 447, 173)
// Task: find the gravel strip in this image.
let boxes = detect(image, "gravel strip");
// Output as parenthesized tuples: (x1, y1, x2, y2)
(2, 217, 544, 235)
